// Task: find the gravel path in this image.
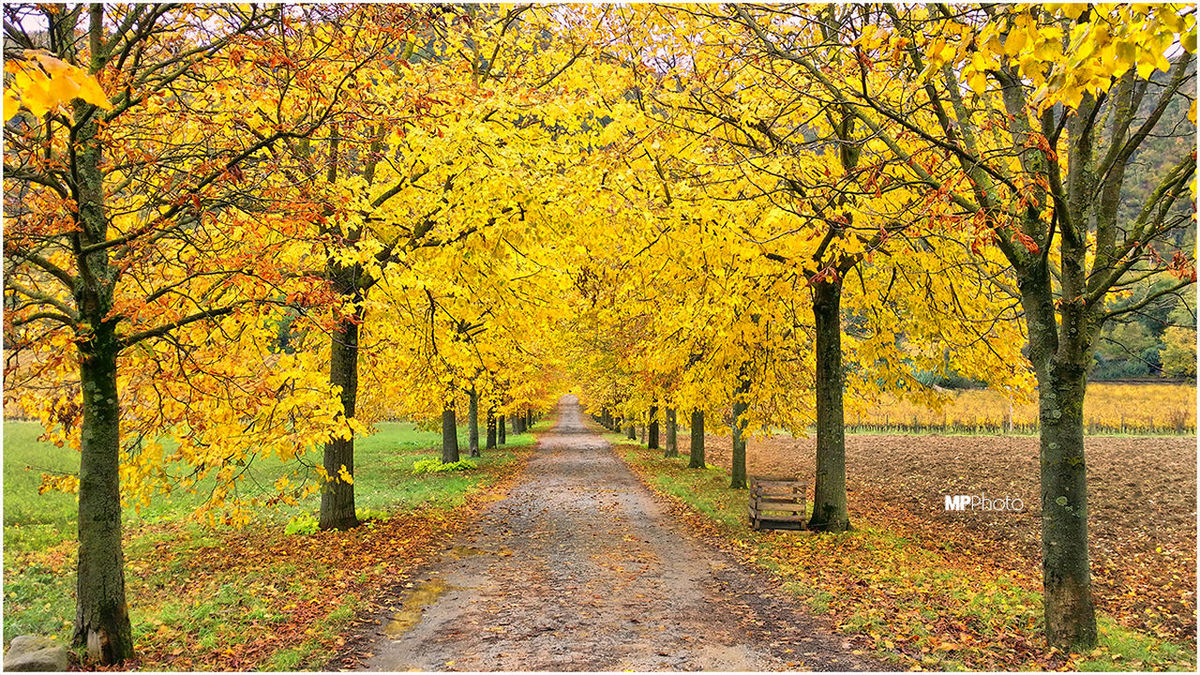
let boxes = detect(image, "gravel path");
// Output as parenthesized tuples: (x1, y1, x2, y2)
(358, 395, 878, 672)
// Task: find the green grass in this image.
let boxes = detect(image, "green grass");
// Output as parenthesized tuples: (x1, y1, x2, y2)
(3, 421, 539, 552)
(1077, 618, 1198, 672)
(2, 419, 542, 659)
(615, 438, 1196, 672)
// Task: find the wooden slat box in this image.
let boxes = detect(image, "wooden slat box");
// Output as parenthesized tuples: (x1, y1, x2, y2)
(747, 476, 808, 531)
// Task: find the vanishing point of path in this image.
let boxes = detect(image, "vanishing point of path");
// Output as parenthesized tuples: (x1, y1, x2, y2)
(359, 395, 879, 671)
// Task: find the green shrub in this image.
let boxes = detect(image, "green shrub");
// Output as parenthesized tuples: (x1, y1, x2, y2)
(284, 508, 389, 535)
(355, 507, 389, 523)
(283, 514, 318, 536)
(411, 458, 477, 475)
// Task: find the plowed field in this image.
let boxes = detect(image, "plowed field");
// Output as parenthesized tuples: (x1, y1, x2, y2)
(701, 433, 1197, 644)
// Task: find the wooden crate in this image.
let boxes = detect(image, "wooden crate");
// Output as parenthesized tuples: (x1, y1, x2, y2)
(747, 476, 808, 531)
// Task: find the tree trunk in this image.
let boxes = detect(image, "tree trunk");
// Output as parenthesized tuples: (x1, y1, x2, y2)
(525, 409, 533, 430)
(688, 409, 705, 468)
(648, 405, 659, 449)
(664, 407, 678, 457)
(320, 312, 360, 531)
(1022, 265, 1098, 648)
(809, 278, 849, 532)
(468, 387, 480, 458)
(731, 366, 752, 489)
(70, 75, 135, 664)
(74, 328, 135, 663)
(442, 406, 460, 463)
(499, 414, 506, 445)
(486, 408, 497, 450)
(627, 421, 636, 440)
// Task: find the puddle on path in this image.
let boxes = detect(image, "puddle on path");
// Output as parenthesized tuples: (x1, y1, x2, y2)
(384, 578, 457, 638)
(445, 545, 488, 559)
(383, 546, 491, 639)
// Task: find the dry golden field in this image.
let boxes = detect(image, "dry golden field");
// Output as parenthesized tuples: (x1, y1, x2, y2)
(851, 382, 1196, 434)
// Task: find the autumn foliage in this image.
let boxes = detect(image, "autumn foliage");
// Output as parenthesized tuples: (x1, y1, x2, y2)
(2, 1, 1195, 667)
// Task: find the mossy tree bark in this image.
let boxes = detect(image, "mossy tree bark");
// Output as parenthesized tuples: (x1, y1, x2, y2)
(730, 369, 751, 489)
(75, 327, 135, 663)
(647, 405, 659, 449)
(70, 62, 136, 661)
(442, 406, 460, 463)
(688, 409, 705, 468)
(664, 407, 678, 457)
(320, 303, 361, 531)
(1022, 260, 1099, 647)
(486, 408, 497, 450)
(808, 277, 849, 532)
(468, 387, 480, 457)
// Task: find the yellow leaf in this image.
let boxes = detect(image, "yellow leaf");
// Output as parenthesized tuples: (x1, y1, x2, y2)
(1060, 4, 1087, 20)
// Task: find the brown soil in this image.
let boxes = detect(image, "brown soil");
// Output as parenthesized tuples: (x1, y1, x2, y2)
(701, 432, 1197, 643)
(341, 397, 881, 672)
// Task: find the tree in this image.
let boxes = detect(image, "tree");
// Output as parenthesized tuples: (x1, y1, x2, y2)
(468, 386, 481, 457)
(730, 2, 1196, 647)
(2, 3, 379, 662)
(1161, 326, 1197, 377)
(585, 4, 1025, 525)
(664, 407, 678, 457)
(688, 409, 706, 468)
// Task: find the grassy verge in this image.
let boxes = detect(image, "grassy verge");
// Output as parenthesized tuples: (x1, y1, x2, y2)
(612, 436, 1196, 672)
(3, 419, 546, 670)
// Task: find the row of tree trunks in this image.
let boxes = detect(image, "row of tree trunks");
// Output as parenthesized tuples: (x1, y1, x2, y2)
(605, 406, 705, 470)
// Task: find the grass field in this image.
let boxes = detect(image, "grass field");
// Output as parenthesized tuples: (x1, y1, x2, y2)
(849, 382, 1196, 435)
(615, 437, 1197, 672)
(3, 420, 541, 669)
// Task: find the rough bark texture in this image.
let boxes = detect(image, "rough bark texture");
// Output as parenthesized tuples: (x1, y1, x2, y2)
(468, 388, 481, 458)
(648, 405, 660, 450)
(1022, 265, 1098, 648)
(486, 409, 497, 450)
(731, 371, 751, 489)
(442, 407, 460, 463)
(688, 409, 705, 469)
(499, 415, 507, 445)
(69, 69, 136, 663)
(75, 330, 135, 663)
(320, 314, 360, 531)
(664, 407, 678, 457)
(809, 278, 849, 532)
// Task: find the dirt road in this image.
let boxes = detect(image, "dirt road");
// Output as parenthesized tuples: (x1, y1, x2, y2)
(359, 395, 876, 671)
